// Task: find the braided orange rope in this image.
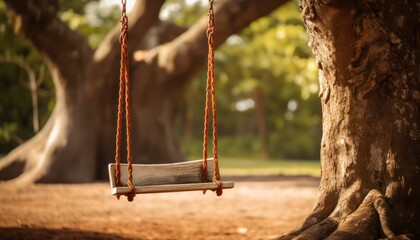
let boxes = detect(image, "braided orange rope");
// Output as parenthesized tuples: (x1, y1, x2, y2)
(115, 0, 135, 202)
(202, 0, 223, 196)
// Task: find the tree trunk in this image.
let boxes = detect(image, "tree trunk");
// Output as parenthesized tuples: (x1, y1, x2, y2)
(254, 88, 270, 159)
(280, 0, 419, 239)
(0, 0, 165, 183)
(1, 0, 289, 182)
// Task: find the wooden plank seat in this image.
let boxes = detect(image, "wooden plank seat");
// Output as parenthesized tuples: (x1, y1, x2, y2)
(108, 159, 234, 195)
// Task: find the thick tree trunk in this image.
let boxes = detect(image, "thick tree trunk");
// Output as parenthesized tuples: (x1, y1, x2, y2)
(280, 0, 419, 239)
(1, 0, 289, 182)
(0, 0, 165, 183)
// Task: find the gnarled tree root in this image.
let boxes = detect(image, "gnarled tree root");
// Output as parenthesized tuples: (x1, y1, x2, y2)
(278, 189, 417, 240)
(0, 104, 99, 185)
(0, 117, 54, 186)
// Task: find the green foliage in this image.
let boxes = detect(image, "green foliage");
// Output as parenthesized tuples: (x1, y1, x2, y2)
(0, 2, 54, 152)
(60, 0, 99, 14)
(59, 0, 119, 48)
(1, 0, 322, 161)
(182, 136, 264, 160)
(0, 0, 117, 153)
(161, 0, 207, 26)
(178, 1, 321, 160)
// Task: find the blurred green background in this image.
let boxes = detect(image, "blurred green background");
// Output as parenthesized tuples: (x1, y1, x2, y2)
(0, 0, 321, 176)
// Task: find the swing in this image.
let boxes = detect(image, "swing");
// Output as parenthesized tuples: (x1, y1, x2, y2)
(108, 0, 234, 201)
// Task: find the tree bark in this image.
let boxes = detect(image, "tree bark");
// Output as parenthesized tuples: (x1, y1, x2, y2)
(279, 0, 419, 239)
(0, 0, 289, 182)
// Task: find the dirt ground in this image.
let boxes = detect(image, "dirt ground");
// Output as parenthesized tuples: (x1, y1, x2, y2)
(0, 176, 318, 240)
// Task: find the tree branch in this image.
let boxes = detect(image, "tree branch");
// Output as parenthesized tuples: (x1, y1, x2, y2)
(134, 20, 188, 61)
(149, 0, 289, 83)
(4, 0, 93, 84)
(94, 0, 166, 64)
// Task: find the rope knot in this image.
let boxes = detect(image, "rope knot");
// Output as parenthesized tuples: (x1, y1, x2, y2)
(212, 177, 223, 196)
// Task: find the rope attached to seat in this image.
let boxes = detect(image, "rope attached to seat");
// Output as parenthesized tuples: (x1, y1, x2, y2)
(202, 0, 223, 196)
(114, 0, 135, 202)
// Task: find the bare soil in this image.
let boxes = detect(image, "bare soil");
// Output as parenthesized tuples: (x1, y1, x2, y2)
(0, 176, 318, 240)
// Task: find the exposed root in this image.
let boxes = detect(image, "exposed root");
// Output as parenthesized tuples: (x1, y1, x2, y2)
(379, 235, 417, 240)
(0, 119, 53, 185)
(302, 218, 340, 240)
(0, 139, 40, 182)
(279, 189, 417, 240)
(0, 144, 43, 186)
(374, 194, 396, 238)
(324, 189, 380, 240)
(0, 154, 26, 180)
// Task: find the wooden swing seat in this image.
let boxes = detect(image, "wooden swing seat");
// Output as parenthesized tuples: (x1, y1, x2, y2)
(108, 159, 234, 195)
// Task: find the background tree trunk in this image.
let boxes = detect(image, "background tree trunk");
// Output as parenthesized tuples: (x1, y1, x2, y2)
(0, 0, 289, 182)
(280, 0, 419, 239)
(254, 88, 270, 160)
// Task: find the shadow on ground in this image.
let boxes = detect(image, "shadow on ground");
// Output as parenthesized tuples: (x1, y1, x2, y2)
(0, 227, 132, 240)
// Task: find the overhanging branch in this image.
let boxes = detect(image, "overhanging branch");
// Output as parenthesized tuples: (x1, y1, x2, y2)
(150, 0, 289, 83)
(94, 0, 166, 64)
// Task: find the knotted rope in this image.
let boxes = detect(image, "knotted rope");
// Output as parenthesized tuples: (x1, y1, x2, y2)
(202, 0, 223, 196)
(114, 0, 135, 202)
